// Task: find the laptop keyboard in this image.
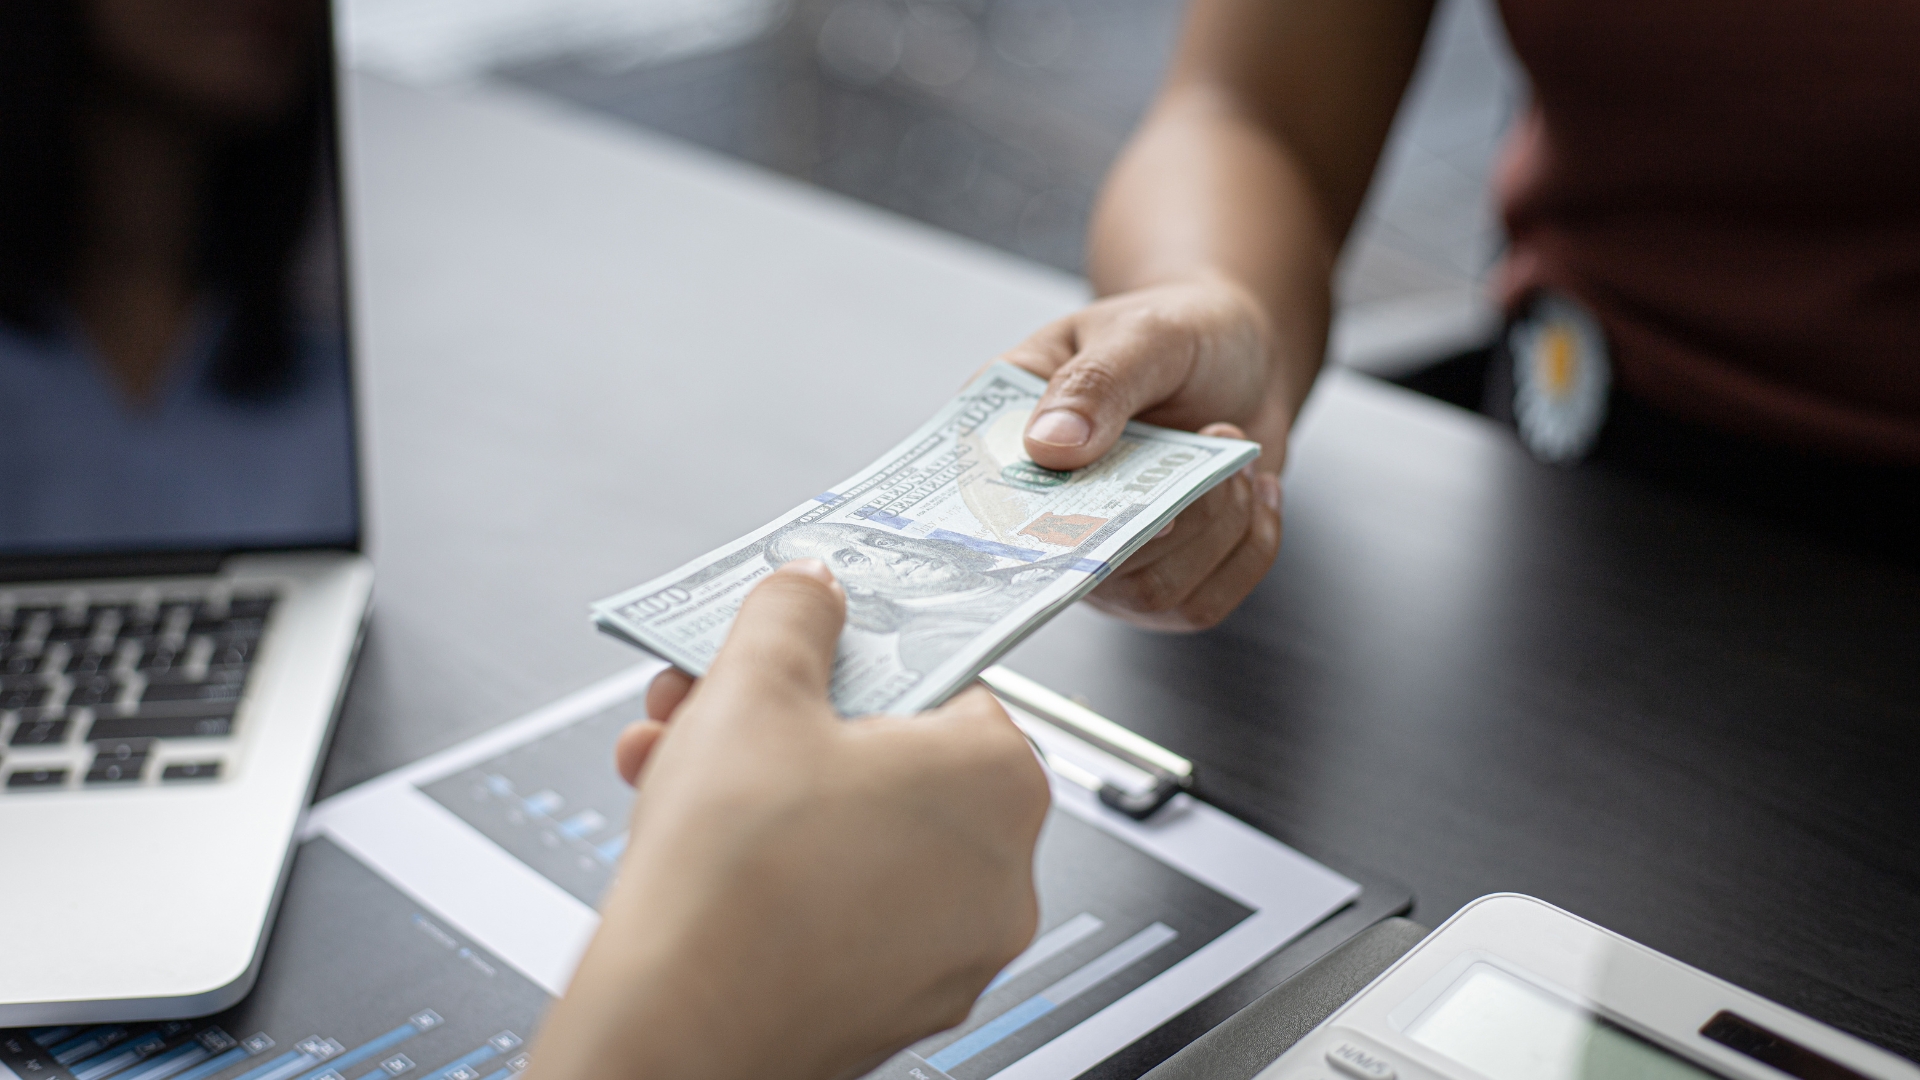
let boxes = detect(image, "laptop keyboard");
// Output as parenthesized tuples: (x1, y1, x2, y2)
(0, 587, 276, 793)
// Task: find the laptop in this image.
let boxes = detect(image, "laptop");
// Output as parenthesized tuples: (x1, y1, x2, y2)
(0, 3, 374, 1023)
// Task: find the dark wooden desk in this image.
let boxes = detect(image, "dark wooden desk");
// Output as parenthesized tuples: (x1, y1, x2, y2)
(321, 76, 1920, 1064)
(1012, 386, 1920, 1058)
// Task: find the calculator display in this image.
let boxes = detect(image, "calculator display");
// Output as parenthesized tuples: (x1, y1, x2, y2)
(1407, 964, 1728, 1080)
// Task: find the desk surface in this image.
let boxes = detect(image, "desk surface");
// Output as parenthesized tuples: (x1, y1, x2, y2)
(323, 75, 1920, 1062)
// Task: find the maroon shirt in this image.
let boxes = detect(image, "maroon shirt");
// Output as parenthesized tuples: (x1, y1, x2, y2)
(1493, 0, 1920, 464)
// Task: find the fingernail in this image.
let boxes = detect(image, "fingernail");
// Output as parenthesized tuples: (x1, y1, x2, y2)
(1027, 409, 1091, 448)
(781, 558, 836, 587)
(1255, 473, 1281, 512)
(1153, 522, 1175, 540)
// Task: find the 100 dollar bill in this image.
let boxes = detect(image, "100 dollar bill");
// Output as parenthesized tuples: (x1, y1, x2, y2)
(592, 363, 1259, 715)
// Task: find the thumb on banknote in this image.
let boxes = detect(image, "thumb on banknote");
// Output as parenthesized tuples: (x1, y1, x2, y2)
(1012, 321, 1190, 472)
(616, 559, 847, 784)
(707, 559, 846, 711)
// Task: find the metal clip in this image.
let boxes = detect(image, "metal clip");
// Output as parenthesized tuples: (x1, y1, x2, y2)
(977, 666, 1194, 819)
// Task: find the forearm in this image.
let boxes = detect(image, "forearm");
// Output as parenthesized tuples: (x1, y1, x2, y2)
(1008, 0, 1430, 628)
(1087, 88, 1338, 424)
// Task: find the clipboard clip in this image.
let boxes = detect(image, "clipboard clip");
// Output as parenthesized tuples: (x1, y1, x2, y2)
(977, 666, 1194, 820)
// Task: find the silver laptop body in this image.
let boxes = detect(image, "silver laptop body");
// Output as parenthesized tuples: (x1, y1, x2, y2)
(0, 2, 374, 1023)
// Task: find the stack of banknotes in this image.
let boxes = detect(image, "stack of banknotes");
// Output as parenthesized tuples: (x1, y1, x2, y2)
(592, 363, 1258, 715)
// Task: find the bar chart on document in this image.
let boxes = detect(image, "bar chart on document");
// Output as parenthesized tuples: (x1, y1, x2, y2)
(874, 809, 1255, 1080)
(415, 689, 1269, 1080)
(419, 702, 639, 905)
(0, 841, 549, 1080)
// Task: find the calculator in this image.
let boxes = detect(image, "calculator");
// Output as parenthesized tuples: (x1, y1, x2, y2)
(1257, 894, 1918, 1080)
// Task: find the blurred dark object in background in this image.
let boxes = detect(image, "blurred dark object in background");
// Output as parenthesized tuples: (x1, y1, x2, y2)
(502, 0, 1512, 319)
(354, 0, 1514, 372)
(1396, 347, 1920, 567)
(506, 0, 1180, 273)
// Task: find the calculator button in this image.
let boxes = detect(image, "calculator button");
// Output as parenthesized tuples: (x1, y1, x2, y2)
(1327, 1041, 1396, 1080)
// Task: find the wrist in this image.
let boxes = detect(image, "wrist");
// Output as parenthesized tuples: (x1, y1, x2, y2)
(1185, 267, 1321, 432)
(544, 874, 852, 1080)
(533, 886, 742, 1080)
(1112, 268, 1283, 369)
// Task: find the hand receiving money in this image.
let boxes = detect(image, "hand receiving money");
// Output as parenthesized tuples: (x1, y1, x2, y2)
(592, 363, 1258, 715)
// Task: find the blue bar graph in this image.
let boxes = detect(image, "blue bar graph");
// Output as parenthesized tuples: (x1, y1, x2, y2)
(255, 1045, 348, 1080)
(925, 922, 1177, 1073)
(51, 1027, 128, 1065)
(114, 1040, 211, 1080)
(265, 1059, 322, 1080)
(984, 913, 1105, 993)
(30, 1027, 80, 1048)
(38, 1007, 452, 1080)
(926, 999, 1056, 1070)
(289, 1022, 422, 1080)
(231, 1045, 309, 1080)
(170, 1045, 251, 1080)
(422, 1045, 499, 1080)
(73, 1031, 166, 1080)
(592, 833, 627, 864)
(557, 810, 603, 838)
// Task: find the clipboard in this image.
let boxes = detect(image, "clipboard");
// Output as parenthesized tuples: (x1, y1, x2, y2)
(979, 665, 1419, 1080)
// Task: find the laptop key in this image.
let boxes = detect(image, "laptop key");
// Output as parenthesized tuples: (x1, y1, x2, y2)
(2, 652, 44, 675)
(9, 718, 68, 745)
(6, 768, 67, 790)
(1, 685, 50, 710)
(112, 699, 236, 721)
(88, 715, 232, 741)
(66, 650, 116, 676)
(86, 757, 147, 784)
(140, 680, 242, 704)
(133, 645, 183, 673)
(66, 674, 120, 707)
(192, 616, 267, 640)
(209, 638, 257, 667)
(94, 738, 154, 761)
(227, 597, 275, 620)
(162, 761, 222, 782)
(11, 608, 51, 634)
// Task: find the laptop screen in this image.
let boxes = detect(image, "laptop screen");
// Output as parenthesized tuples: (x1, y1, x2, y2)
(0, 2, 359, 560)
